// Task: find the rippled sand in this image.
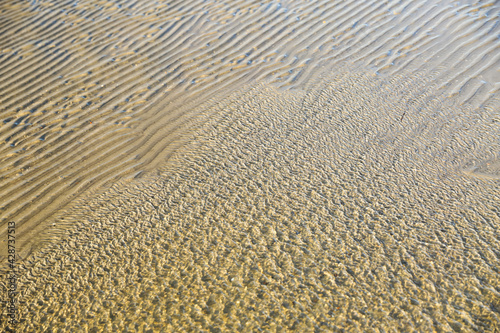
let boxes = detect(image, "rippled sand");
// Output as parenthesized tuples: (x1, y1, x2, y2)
(1, 0, 500, 331)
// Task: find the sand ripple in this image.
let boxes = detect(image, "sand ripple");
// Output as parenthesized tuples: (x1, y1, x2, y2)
(1, 0, 499, 259)
(0, 0, 499, 331)
(7, 71, 500, 331)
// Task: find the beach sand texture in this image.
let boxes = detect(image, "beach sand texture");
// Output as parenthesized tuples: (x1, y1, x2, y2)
(1, 0, 500, 331)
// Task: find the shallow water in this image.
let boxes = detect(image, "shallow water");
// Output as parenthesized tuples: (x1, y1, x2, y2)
(1, 0, 499, 331)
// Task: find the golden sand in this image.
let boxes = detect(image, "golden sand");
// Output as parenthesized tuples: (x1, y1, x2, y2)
(1, 0, 499, 331)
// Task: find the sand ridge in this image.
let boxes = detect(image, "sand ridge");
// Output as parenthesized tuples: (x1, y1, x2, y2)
(1, 0, 499, 259)
(0, 0, 499, 331)
(6, 70, 500, 331)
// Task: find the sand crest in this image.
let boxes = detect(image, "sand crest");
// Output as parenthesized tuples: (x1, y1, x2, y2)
(0, 0, 499, 331)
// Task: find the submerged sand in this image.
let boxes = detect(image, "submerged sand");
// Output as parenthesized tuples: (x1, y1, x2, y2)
(1, 0, 499, 331)
(8, 71, 500, 331)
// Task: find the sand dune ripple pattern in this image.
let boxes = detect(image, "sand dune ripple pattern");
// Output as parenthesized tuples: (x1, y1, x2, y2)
(12, 72, 500, 331)
(1, 0, 499, 259)
(0, 0, 499, 331)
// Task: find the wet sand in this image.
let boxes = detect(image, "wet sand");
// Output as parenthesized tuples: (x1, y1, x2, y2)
(1, 0, 499, 331)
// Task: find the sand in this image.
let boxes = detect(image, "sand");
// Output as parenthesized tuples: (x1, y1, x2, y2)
(1, 0, 499, 332)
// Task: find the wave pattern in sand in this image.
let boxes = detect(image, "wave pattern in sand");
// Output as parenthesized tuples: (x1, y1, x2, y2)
(0, 0, 499, 259)
(12, 71, 500, 331)
(0, 0, 500, 331)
